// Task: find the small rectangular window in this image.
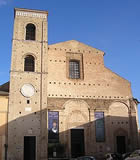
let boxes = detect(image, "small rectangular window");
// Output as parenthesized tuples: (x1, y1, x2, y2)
(66, 52, 84, 80)
(69, 60, 80, 79)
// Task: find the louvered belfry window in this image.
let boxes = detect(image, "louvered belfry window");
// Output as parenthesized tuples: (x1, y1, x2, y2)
(69, 60, 80, 79)
(24, 55, 35, 72)
(26, 23, 36, 40)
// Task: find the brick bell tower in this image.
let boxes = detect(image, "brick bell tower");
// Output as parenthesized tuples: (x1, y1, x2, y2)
(8, 8, 48, 160)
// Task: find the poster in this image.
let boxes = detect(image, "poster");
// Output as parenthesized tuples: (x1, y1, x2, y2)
(48, 111, 59, 143)
(95, 112, 105, 142)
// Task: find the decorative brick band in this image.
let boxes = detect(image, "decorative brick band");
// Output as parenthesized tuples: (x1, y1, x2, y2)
(16, 11, 47, 19)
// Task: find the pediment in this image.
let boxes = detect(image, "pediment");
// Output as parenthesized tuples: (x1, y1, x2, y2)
(49, 40, 104, 55)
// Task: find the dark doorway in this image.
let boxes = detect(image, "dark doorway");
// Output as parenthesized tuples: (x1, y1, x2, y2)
(116, 136, 126, 154)
(24, 136, 36, 160)
(71, 129, 85, 158)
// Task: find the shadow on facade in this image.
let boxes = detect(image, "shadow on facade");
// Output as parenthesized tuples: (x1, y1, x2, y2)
(0, 109, 139, 160)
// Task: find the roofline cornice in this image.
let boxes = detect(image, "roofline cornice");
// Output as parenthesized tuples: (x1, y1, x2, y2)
(14, 8, 48, 18)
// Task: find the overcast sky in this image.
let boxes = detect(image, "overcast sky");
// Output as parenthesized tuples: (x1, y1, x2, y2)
(0, 0, 140, 124)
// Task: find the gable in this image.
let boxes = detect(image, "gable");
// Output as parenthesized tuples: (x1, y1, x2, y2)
(49, 40, 104, 56)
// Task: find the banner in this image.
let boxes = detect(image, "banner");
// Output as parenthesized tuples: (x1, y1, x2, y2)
(95, 112, 105, 142)
(48, 111, 59, 143)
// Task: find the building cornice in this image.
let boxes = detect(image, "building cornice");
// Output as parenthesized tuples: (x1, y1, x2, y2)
(14, 8, 48, 19)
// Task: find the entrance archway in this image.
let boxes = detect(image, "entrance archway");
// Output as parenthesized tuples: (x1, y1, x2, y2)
(68, 110, 87, 158)
(63, 100, 89, 158)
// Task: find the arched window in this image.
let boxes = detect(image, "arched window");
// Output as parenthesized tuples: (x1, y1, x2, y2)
(69, 60, 80, 79)
(24, 55, 35, 72)
(25, 23, 36, 40)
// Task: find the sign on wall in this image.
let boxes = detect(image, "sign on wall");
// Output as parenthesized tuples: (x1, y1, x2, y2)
(95, 112, 105, 142)
(48, 111, 59, 143)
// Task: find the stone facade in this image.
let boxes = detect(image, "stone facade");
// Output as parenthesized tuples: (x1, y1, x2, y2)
(0, 8, 139, 160)
(46, 41, 139, 157)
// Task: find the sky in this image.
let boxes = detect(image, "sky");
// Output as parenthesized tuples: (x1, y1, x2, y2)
(0, 0, 140, 123)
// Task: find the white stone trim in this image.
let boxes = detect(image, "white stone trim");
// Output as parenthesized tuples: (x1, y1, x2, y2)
(16, 11, 47, 19)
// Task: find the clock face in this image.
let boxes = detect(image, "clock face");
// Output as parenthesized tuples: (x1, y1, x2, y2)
(20, 84, 35, 98)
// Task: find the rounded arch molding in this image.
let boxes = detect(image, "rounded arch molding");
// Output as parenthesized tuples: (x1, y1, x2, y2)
(62, 99, 90, 110)
(109, 101, 130, 116)
(62, 99, 90, 129)
(22, 53, 37, 60)
(110, 100, 129, 109)
(23, 21, 38, 32)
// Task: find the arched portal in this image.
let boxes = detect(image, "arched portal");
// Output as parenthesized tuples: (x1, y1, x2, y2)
(109, 102, 129, 154)
(63, 100, 89, 158)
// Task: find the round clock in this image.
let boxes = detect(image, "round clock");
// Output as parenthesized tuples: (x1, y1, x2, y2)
(20, 84, 35, 98)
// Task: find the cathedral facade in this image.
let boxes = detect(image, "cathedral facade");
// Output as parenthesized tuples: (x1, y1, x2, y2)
(0, 8, 139, 160)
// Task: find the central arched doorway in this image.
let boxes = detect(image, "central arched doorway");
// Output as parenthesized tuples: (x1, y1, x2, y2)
(68, 110, 87, 158)
(63, 100, 89, 158)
